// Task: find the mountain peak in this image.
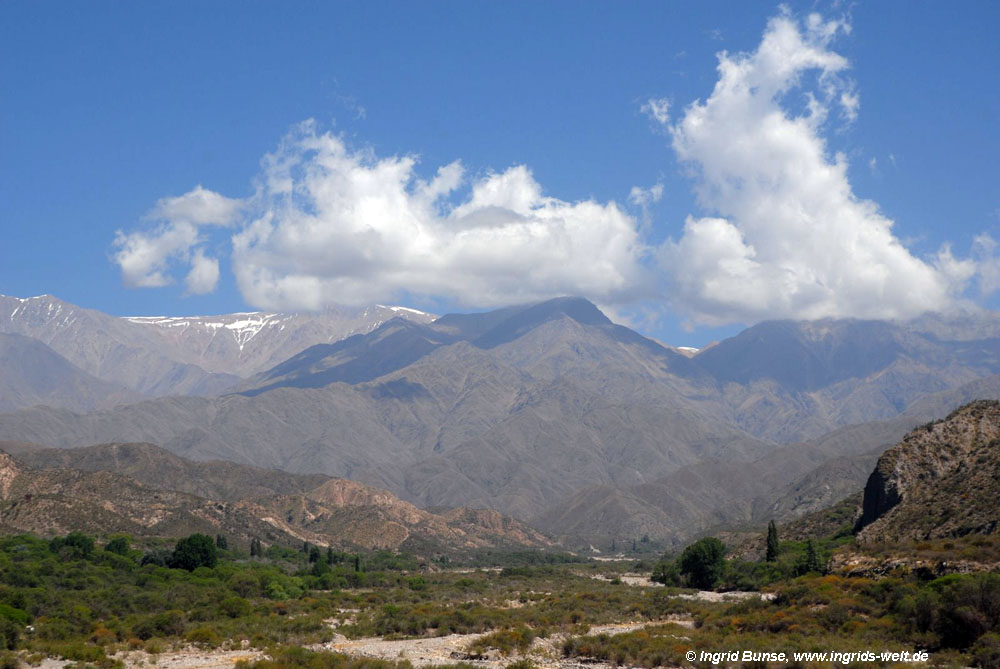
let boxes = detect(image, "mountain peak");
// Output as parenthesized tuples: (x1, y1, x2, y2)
(470, 297, 611, 349)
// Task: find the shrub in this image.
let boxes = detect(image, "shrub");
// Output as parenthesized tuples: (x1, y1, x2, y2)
(104, 536, 130, 556)
(219, 596, 251, 619)
(651, 560, 681, 586)
(0, 619, 18, 651)
(49, 533, 95, 560)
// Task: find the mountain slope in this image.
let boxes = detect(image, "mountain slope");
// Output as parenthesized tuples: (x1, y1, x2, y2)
(855, 400, 1000, 543)
(0, 294, 434, 398)
(0, 333, 141, 412)
(10, 441, 330, 501)
(0, 447, 551, 553)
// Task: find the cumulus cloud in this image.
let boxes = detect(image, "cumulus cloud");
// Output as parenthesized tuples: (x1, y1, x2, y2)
(657, 10, 975, 325)
(150, 185, 243, 227)
(113, 185, 240, 291)
(229, 122, 649, 310)
(114, 9, 993, 326)
(185, 250, 220, 295)
(113, 221, 199, 288)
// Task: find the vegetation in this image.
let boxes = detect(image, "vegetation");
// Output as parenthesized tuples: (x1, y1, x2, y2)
(0, 526, 996, 667)
(765, 519, 778, 563)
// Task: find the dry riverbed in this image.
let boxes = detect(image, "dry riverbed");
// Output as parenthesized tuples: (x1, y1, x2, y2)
(313, 618, 691, 668)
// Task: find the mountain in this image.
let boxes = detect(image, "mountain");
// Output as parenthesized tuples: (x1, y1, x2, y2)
(0, 333, 141, 412)
(533, 373, 1000, 546)
(0, 294, 434, 399)
(6, 295, 1000, 545)
(0, 445, 551, 553)
(855, 400, 1000, 543)
(696, 317, 1000, 442)
(7, 441, 330, 501)
(0, 298, 772, 522)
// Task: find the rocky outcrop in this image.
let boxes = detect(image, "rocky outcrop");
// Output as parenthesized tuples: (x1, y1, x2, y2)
(855, 400, 1000, 543)
(0, 444, 552, 554)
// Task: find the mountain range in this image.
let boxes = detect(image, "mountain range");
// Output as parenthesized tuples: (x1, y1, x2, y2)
(3, 292, 1000, 547)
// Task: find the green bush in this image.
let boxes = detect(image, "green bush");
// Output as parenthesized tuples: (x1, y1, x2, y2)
(170, 534, 218, 571)
(679, 537, 726, 590)
(104, 536, 130, 556)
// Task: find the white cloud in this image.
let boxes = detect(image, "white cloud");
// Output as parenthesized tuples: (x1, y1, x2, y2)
(657, 11, 974, 325)
(229, 122, 650, 310)
(972, 234, 1000, 296)
(840, 90, 860, 122)
(185, 250, 220, 295)
(151, 185, 243, 227)
(628, 183, 664, 208)
(641, 98, 671, 126)
(113, 221, 198, 288)
(113, 186, 240, 291)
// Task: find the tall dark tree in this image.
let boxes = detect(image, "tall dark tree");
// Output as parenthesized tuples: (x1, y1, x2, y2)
(766, 520, 779, 563)
(216, 534, 228, 550)
(801, 539, 822, 574)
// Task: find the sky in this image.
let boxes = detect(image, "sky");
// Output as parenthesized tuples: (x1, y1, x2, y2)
(1, 1, 998, 347)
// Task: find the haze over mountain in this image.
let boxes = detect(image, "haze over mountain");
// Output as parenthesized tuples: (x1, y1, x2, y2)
(0, 294, 434, 406)
(0, 333, 141, 413)
(4, 294, 1000, 546)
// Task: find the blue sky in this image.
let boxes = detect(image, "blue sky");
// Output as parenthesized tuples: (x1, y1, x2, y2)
(1, 1, 998, 346)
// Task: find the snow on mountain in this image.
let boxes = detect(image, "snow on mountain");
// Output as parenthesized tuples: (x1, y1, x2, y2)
(0, 294, 437, 397)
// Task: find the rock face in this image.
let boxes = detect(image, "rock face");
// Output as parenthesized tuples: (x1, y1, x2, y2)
(855, 400, 1000, 543)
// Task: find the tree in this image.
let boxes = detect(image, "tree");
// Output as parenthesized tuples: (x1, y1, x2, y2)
(170, 533, 218, 571)
(50, 531, 95, 559)
(104, 535, 130, 556)
(679, 537, 726, 590)
(250, 538, 262, 557)
(766, 520, 779, 563)
(798, 539, 822, 575)
(216, 534, 228, 550)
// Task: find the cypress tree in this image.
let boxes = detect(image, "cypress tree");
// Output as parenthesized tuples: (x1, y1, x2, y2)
(804, 539, 822, 574)
(766, 520, 779, 562)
